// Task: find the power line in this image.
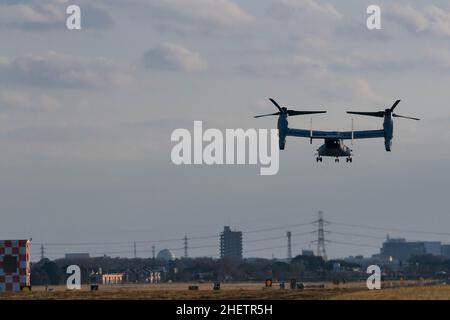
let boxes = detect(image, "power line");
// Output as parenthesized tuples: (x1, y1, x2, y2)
(32, 220, 315, 247)
(189, 234, 220, 240)
(188, 244, 218, 250)
(36, 238, 185, 247)
(38, 231, 316, 257)
(328, 240, 380, 249)
(28, 217, 450, 259)
(244, 231, 314, 244)
(242, 221, 314, 235)
(245, 241, 312, 254)
(330, 221, 450, 237)
(327, 230, 386, 240)
(14, 218, 450, 249)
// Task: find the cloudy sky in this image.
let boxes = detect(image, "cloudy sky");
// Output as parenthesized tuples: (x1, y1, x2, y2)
(1, 0, 450, 261)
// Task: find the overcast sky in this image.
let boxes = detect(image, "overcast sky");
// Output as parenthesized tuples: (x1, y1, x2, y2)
(1, 0, 450, 261)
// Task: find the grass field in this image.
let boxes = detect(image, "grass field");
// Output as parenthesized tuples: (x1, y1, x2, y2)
(1, 280, 449, 300)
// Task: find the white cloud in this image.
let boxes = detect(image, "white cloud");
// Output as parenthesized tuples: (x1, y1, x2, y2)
(2, 0, 252, 33)
(389, 4, 428, 33)
(109, 0, 253, 34)
(0, 88, 59, 112)
(267, 0, 342, 21)
(304, 73, 382, 104)
(389, 3, 450, 37)
(1, 1, 64, 24)
(264, 0, 348, 55)
(426, 5, 450, 37)
(143, 43, 207, 72)
(0, 0, 112, 31)
(424, 48, 450, 68)
(0, 52, 133, 89)
(240, 50, 405, 78)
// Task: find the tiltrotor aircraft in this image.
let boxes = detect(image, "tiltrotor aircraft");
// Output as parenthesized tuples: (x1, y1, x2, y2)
(254, 98, 419, 162)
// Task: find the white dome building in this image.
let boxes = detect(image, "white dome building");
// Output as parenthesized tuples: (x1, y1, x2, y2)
(157, 249, 176, 261)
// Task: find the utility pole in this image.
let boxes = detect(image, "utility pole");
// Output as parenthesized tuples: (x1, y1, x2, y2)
(152, 245, 156, 259)
(40, 244, 45, 260)
(315, 211, 328, 261)
(133, 241, 137, 258)
(286, 231, 292, 260)
(184, 235, 188, 258)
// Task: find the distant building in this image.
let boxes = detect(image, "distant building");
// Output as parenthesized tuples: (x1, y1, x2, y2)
(423, 241, 442, 256)
(157, 249, 175, 261)
(381, 238, 424, 262)
(380, 238, 443, 262)
(441, 244, 450, 258)
(65, 253, 90, 259)
(220, 226, 242, 259)
(302, 250, 314, 256)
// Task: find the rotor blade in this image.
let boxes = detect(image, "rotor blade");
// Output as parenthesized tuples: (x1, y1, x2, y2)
(254, 112, 280, 118)
(269, 98, 283, 112)
(346, 111, 385, 118)
(390, 100, 401, 112)
(287, 110, 327, 116)
(392, 113, 420, 121)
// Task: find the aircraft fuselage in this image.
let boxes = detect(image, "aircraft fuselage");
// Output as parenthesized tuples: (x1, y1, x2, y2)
(316, 139, 352, 162)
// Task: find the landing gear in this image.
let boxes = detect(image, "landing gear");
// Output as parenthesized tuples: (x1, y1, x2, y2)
(346, 157, 353, 163)
(316, 156, 323, 162)
(335, 158, 339, 163)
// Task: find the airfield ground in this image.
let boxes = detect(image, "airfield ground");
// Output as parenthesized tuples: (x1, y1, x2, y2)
(1, 281, 450, 300)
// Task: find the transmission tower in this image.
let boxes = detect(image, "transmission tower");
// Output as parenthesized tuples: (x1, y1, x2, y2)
(40, 244, 45, 260)
(286, 231, 292, 260)
(152, 245, 156, 259)
(183, 235, 188, 258)
(134, 241, 137, 258)
(315, 211, 328, 261)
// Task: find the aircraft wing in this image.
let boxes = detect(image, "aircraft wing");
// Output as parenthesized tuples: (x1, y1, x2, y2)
(349, 129, 385, 140)
(286, 128, 384, 140)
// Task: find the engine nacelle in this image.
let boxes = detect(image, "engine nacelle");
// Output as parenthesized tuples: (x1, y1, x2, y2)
(383, 111, 394, 152)
(277, 113, 288, 150)
(384, 137, 392, 152)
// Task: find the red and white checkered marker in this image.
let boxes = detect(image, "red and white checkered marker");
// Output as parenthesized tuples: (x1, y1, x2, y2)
(0, 240, 31, 292)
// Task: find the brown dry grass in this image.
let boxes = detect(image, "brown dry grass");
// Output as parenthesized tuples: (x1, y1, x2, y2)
(1, 281, 449, 300)
(333, 285, 450, 300)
